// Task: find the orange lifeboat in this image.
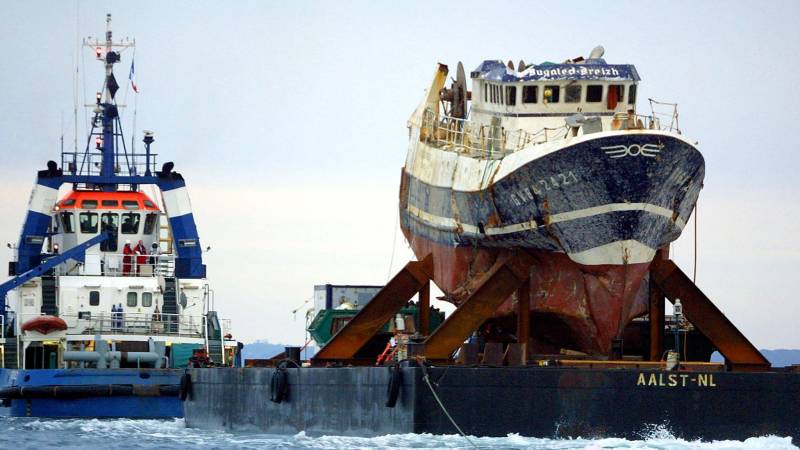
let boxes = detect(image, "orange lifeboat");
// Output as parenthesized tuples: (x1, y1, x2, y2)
(21, 316, 68, 334)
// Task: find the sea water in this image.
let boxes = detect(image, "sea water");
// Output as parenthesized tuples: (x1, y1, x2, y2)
(0, 417, 795, 450)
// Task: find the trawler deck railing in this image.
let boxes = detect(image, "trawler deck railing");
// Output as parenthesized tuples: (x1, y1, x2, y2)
(420, 109, 566, 159)
(20, 312, 205, 338)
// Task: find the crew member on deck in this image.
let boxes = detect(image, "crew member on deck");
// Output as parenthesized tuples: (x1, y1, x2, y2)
(122, 240, 134, 275)
(135, 240, 147, 274)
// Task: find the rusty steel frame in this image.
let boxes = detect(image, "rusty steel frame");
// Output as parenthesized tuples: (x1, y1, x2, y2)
(516, 278, 531, 362)
(313, 255, 434, 361)
(650, 258, 770, 371)
(423, 252, 532, 360)
(419, 280, 430, 336)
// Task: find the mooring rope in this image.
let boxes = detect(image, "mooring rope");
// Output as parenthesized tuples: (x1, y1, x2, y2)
(419, 362, 479, 449)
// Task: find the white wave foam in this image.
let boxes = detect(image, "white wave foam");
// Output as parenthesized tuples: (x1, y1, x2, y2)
(0, 417, 795, 450)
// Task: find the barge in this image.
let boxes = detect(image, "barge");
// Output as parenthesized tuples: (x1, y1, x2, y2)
(183, 47, 798, 441)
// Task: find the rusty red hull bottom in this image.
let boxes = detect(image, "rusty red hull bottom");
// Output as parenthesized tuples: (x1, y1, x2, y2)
(405, 232, 651, 356)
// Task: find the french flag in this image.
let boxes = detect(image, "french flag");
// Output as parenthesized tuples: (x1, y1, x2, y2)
(129, 58, 139, 93)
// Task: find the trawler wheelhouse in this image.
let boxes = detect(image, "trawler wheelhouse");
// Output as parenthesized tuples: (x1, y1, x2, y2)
(470, 56, 642, 132)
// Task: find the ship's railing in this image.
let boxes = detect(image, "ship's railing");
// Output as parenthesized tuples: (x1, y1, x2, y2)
(616, 99, 681, 134)
(419, 109, 567, 159)
(61, 150, 159, 178)
(19, 312, 206, 338)
(53, 253, 175, 277)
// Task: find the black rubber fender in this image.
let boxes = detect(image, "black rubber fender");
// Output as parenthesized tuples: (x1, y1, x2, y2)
(385, 364, 402, 408)
(270, 368, 289, 403)
(178, 373, 193, 401)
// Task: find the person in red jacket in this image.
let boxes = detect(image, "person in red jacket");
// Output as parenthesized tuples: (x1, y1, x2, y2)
(135, 240, 148, 275)
(122, 240, 134, 276)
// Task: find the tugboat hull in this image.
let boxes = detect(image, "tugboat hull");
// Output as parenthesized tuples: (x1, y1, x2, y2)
(0, 368, 182, 418)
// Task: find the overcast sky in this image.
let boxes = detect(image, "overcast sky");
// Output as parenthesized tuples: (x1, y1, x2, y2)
(1, 1, 799, 349)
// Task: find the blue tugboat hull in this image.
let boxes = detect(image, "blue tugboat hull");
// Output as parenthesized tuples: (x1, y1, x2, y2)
(0, 368, 183, 418)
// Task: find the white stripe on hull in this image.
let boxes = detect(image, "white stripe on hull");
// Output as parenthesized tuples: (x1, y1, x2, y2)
(406, 201, 684, 234)
(406, 129, 697, 192)
(568, 239, 656, 265)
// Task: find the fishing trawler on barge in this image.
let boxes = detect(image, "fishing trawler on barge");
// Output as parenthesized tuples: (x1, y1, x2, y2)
(0, 15, 239, 418)
(184, 47, 799, 442)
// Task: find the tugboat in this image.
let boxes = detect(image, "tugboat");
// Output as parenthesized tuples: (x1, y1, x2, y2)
(400, 46, 703, 356)
(0, 14, 240, 418)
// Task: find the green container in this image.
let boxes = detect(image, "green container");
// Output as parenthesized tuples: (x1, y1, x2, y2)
(170, 343, 202, 368)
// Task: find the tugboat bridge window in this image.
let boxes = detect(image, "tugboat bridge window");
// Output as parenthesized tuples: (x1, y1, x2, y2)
(81, 200, 98, 209)
(565, 84, 581, 103)
(143, 213, 158, 235)
(142, 292, 152, 307)
(586, 85, 603, 102)
(522, 85, 538, 104)
(100, 213, 119, 252)
(60, 212, 75, 234)
(544, 85, 560, 103)
(101, 200, 118, 208)
(505, 86, 516, 106)
(89, 290, 100, 306)
(122, 200, 139, 210)
(127, 292, 137, 307)
(628, 84, 637, 104)
(121, 212, 140, 234)
(79, 212, 99, 234)
(143, 200, 156, 208)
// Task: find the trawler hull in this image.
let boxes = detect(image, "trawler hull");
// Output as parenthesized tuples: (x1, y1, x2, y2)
(400, 131, 704, 354)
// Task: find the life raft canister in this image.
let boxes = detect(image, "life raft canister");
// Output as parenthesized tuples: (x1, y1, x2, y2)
(21, 316, 68, 334)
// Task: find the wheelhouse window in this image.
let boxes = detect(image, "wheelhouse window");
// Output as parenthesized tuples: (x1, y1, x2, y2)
(60, 212, 75, 234)
(565, 84, 582, 103)
(81, 200, 98, 209)
(100, 213, 119, 252)
(143, 213, 158, 235)
(628, 84, 637, 104)
(142, 292, 153, 307)
(544, 85, 560, 103)
(121, 212, 140, 234)
(89, 290, 100, 306)
(127, 292, 137, 307)
(522, 85, 538, 104)
(122, 200, 139, 210)
(505, 86, 516, 106)
(79, 212, 99, 234)
(143, 200, 156, 209)
(101, 200, 119, 208)
(586, 85, 603, 103)
(61, 199, 76, 207)
(608, 84, 625, 107)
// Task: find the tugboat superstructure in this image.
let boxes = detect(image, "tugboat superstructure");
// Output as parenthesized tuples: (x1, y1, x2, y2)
(401, 46, 704, 356)
(0, 16, 237, 413)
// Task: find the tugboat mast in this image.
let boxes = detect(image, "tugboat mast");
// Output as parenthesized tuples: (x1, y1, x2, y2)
(79, 13, 135, 191)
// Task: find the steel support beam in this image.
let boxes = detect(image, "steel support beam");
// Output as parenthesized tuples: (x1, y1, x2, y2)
(516, 278, 530, 362)
(419, 281, 430, 336)
(650, 258, 770, 371)
(313, 255, 434, 361)
(424, 252, 531, 360)
(648, 248, 667, 361)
